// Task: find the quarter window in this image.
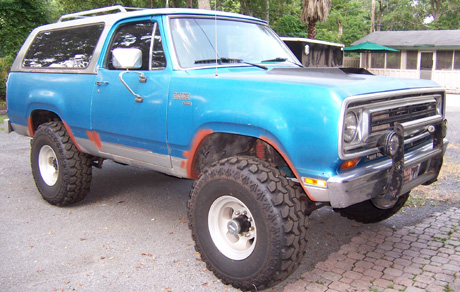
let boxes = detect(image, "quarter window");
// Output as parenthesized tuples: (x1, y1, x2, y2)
(152, 23, 167, 69)
(23, 24, 104, 68)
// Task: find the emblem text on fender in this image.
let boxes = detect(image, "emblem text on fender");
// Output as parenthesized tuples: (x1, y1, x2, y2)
(173, 92, 190, 100)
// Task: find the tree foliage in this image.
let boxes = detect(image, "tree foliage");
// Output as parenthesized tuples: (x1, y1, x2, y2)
(0, 0, 52, 57)
(0, 0, 53, 100)
(2, 0, 460, 100)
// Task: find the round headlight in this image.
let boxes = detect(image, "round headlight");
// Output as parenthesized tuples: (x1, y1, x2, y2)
(343, 111, 358, 143)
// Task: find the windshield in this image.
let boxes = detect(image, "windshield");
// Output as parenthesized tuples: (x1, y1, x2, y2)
(169, 17, 298, 69)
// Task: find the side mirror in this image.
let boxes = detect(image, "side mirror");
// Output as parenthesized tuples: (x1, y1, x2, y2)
(112, 48, 142, 69)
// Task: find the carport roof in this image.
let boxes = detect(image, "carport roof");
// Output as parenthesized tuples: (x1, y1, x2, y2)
(352, 30, 460, 50)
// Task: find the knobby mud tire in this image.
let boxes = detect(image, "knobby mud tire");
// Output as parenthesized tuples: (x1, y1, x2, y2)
(334, 192, 410, 224)
(188, 156, 309, 291)
(30, 121, 92, 206)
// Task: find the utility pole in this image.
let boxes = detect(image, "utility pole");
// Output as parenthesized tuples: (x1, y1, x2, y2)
(371, 0, 375, 33)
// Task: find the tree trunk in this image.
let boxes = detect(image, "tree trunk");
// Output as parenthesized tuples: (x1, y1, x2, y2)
(186, 0, 192, 8)
(337, 18, 343, 39)
(376, 0, 383, 31)
(264, 0, 269, 22)
(430, 0, 441, 21)
(240, 0, 252, 16)
(370, 0, 375, 33)
(198, 0, 210, 10)
(308, 20, 316, 39)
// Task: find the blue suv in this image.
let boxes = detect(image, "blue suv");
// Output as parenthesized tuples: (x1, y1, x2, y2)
(6, 6, 448, 290)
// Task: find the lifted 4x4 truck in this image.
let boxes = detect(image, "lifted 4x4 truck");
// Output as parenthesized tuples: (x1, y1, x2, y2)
(6, 6, 448, 291)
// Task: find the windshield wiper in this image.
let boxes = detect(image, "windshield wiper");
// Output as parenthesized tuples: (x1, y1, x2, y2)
(261, 57, 304, 68)
(262, 57, 288, 62)
(194, 57, 268, 70)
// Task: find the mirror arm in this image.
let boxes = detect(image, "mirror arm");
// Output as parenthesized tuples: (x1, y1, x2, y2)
(118, 71, 147, 103)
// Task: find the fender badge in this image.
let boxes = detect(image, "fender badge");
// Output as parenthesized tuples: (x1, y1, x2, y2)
(173, 92, 190, 100)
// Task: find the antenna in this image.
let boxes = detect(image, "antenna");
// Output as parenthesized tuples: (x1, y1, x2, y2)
(214, 0, 218, 77)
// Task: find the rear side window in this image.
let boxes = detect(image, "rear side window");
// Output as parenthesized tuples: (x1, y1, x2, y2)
(23, 24, 104, 69)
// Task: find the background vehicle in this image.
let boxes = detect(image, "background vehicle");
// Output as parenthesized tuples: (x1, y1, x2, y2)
(5, 6, 447, 291)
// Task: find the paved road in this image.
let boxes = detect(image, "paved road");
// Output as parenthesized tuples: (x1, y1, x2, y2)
(0, 96, 459, 292)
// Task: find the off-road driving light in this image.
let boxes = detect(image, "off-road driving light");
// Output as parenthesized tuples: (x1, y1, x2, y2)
(343, 111, 358, 143)
(378, 131, 401, 158)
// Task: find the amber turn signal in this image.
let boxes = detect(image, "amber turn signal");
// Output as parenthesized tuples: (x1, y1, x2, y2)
(340, 158, 361, 171)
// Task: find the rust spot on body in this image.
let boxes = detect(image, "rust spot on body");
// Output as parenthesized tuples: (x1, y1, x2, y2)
(27, 117, 34, 137)
(87, 130, 102, 149)
(62, 121, 83, 152)
(183, 129, 213, 179)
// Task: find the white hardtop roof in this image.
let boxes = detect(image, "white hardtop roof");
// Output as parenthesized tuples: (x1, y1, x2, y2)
(40, 6, 264, 31)
(281, 37, 344, 48)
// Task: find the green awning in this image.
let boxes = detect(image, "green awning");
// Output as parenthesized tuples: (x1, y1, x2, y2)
(344, 41, 399, 53)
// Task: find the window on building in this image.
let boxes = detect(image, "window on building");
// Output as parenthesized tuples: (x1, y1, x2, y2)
(386, 52, 401, 69)
(406, 51, 418, 69)
(454, 51, 460, 70)
(23, 24, 104, 68)
(371, 53, 384, 68)
(436, 50, 453, 70)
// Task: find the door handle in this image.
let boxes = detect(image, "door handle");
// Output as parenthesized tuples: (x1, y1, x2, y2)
(95, 81, 109, 86)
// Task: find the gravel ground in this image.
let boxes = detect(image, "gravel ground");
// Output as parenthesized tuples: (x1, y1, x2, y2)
(0, 95, 458, 292)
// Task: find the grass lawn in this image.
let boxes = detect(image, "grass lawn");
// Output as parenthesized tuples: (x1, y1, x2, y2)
(0, 114, 7, 131)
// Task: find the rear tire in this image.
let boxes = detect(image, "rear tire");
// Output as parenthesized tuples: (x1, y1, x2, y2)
(30, 121, 92, 206)
(188, 156, 308, 291)
(334, 192, 410, 224)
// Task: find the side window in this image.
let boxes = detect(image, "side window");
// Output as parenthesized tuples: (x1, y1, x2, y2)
(152, 23, 167, 69)
(108, 21, 153, 70)
(23, 24, 104, 68)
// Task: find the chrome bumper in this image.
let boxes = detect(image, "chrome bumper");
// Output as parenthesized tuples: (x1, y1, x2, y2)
(326, 139, 447, 208)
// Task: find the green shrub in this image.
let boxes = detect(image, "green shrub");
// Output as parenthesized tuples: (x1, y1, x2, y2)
(0, 56, 14, 101)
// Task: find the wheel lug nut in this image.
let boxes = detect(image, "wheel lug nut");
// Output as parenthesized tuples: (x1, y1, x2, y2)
(249, 227, 254, 231)
(235, 211, 240, 215)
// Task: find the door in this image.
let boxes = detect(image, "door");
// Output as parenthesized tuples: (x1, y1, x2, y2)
(91, 19, 171, 169)
(420, 52, 433, 80)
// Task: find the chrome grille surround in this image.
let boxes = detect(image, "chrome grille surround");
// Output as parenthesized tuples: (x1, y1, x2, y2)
(339, 88, 445, 160)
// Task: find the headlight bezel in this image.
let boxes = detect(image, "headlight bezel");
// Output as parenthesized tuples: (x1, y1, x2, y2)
(343, 111, 358, 143)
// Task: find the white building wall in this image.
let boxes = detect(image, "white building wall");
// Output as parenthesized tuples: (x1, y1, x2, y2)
(361, 50, 460, 93)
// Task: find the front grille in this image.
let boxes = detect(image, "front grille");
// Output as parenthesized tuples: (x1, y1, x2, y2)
(340, 90, 444, 160)
(370, 101, 438, 135)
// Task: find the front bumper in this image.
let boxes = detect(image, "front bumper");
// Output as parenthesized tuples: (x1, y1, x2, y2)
(326, 139, 447, 208)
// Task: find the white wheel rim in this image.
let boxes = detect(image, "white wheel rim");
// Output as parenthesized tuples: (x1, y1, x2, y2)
(208, 195, 257, 260)
(38, 145, 59, 186)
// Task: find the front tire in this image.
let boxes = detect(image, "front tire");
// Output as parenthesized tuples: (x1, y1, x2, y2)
(334, 192, 410, 224)
(188, 156, 308, 291)
(30, 121, 93, 206)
